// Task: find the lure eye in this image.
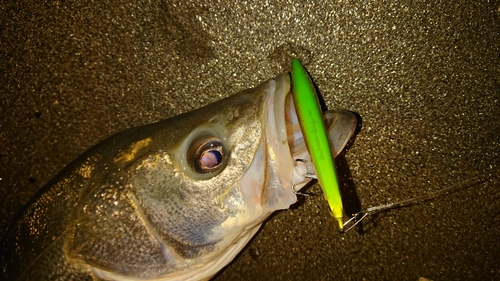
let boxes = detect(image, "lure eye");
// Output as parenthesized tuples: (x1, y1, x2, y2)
(194, 138, 225, 174)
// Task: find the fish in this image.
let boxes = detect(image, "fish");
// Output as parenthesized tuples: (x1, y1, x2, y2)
(0, 72, 357, 280)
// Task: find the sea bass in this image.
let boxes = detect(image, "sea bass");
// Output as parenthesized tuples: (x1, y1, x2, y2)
(0, 73, 357, 280)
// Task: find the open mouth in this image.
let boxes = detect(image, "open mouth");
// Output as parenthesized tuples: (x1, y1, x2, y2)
(261, 70, 357, 211)
(273, 72, 357, 179)
(241, 72, 356, 213)
(267, 73, 309, 165)
(256, 73, 315, 212)
(276, 74, 315, 184)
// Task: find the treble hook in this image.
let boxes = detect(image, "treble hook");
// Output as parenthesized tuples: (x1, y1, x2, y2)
(295, 158, 317, 179)
(292, 182, 311, 197)
(291, 159, 315, 196)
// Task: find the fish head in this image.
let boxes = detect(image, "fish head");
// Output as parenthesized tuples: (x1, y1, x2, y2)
(120, 73, 315, 279)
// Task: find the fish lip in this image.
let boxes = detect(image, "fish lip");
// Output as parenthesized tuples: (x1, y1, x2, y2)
(271, 73, 295, 167)
(239, 73, 311, 213)
(274, 74, 311, 186)
(259, 73, 311, 212)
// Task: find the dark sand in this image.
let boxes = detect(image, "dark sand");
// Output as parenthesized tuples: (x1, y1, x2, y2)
(1, 1, 499, 280)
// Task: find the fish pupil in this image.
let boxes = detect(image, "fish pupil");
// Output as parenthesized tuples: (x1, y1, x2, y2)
(192, 137, 225, 174)
(200, 149, 223, 168)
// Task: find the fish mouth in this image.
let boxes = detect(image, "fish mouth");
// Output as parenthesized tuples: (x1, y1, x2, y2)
(273, 73, 313, 185)
(259, 73, 314, 212)
(240, 73, 357, 214)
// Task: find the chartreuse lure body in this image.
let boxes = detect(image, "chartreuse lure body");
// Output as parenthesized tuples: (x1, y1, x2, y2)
(291, 58, 344, 232)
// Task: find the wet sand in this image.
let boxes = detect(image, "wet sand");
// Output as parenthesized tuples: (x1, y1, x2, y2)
(1, 1, 499, 280)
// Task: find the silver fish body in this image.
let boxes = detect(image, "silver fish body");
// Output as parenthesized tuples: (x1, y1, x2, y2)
(1, 73, 356, 280)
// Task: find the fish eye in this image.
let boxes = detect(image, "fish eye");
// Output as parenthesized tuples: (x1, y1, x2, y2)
(194, 138, 226, 174)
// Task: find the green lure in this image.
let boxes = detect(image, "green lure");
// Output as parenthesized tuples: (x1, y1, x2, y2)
(291, 58, 344, 232)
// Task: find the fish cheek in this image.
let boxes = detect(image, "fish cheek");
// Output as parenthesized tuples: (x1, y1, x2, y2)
(206, 124, 266, 240)
(129, 152, 226, 259)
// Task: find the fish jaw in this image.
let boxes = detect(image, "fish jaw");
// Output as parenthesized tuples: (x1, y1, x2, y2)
(238, 72, 316, 213)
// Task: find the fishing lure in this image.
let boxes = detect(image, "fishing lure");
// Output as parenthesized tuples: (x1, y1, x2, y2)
(290, 58, 345, 232)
